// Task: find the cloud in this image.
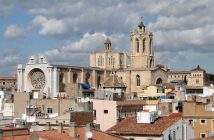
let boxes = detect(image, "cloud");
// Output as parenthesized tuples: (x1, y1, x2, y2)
(3, 24, 27, 39)
(0, 48, 22, 75)
(1, 0, 214, 74)
(43, 32, 127, 66)
(0, 0, 15, 17)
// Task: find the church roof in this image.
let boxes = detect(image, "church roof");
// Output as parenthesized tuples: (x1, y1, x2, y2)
(191, 65, 205, 72)
(104, 38, 111, 44)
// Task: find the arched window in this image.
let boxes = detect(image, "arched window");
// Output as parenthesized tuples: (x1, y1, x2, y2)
(149, 39, 152, 54)
(136, 75, 140, 86)
(85, 72, 90, 84)
(97, 76, 101, 88)
(136, 38, 139, 53)
(156, 78, 162, 85)
(73, 72, 78, 83)
(150, 59, 153, 68)
(143, 39, 145, 53)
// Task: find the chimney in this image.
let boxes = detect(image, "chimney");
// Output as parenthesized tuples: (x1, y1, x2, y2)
(68, 122, 77, 138)
(0, 129, 2, 140)
(57, 123, 63, 133)
(45, 122, 51, 131)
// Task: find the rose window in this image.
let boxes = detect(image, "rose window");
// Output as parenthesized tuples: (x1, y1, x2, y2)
(30, 70, 46, 89)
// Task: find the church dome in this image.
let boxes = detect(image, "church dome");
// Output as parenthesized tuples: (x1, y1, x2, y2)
(104, 38, 111, 44)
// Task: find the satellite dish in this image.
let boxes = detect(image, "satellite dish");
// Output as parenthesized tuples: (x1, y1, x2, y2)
(86, 131, 93, 138)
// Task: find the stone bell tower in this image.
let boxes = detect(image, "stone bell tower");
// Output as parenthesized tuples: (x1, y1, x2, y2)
(130, 20, 154, 68)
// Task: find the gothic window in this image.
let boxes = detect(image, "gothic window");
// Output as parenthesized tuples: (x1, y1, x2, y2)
(150, 59, 153, 68)
(85, 72, 90, 84)
(136, 38, 139, 53)
(143, 39, 145, 53)
(136, 75, 140, 86)
(73, 72, 78, 83)
(97, 76, 101, 88)
(149, 39, 152, 54)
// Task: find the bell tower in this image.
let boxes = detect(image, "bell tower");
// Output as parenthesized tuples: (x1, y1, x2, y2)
(104, 38, 112, 52)
(130, 20, 154, 68)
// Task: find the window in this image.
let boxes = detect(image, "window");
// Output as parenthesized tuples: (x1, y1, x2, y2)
(47, 108, 53, 114)
(200, 119, 206, 124)
(143, 39, 145, 53)
(173, 130, 176, 140)
(98, 56, 103, 66)
(136, 38, 139, 53)
(196, 79, 199, 84)
(3, 82, 5, 85)
(93, 110, 96, 118)
(73, 73, 78, 83)
(200, 133, 206, 138)
(0, 95, 1, 98)
(104, 110, 108, 114)
(136, 75, 140, 86)
(129, 138, 134, 140)
(189, 120, 193, 125)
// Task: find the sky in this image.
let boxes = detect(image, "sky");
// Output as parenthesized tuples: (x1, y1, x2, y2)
(1, 0, 214, 75)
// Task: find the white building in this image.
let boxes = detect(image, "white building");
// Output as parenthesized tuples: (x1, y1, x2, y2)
(108, 113, 194, 140)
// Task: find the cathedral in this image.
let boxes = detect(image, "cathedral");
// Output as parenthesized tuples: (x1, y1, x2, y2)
(16, 20, 169, 99)
(17, 20, 214, 99)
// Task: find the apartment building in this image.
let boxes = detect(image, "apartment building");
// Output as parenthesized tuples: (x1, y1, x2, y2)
(183, 101, 214, 138)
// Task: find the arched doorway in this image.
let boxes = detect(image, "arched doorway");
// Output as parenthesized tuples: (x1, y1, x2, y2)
(156, 78, 162, 85)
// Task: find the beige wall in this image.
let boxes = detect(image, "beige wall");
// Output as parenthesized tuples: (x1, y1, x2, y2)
(14, 93, 75, 118)
(92, 99, 117, 131)
(0, 77, 17, 92)
(90, 52, 127, 70)
(183, 102, 214, 138)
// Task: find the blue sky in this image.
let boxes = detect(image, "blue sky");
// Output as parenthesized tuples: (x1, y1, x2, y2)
(1, 0, 214, 75)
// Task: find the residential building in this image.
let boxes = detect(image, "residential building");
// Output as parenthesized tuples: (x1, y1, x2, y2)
(108, 113, 194, 140)
(183, 101, 214, 138)
(0, 76, 17, 92)
(92, 99, 158, 131)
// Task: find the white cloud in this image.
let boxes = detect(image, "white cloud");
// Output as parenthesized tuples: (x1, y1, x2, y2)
(1, 0, 214, 74)
(43, 32, 127, 66)
(3, 24, 26, 39)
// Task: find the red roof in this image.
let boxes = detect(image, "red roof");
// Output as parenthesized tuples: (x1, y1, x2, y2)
(2, 127, 126, 140)
(107, 113, 182, 136)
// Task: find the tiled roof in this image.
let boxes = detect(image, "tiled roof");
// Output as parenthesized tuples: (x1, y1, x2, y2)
(168, 71, 190, 74)
(3, 130, 77, 140)
(107, 113, 182, 136)
(0, 76, 16, 80)
(117, 100, 146, 107)
(2, 127, 126, 140)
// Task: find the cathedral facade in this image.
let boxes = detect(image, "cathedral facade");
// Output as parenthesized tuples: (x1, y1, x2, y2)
(17, 20, 213, 99)
(89, 21, 168, 97)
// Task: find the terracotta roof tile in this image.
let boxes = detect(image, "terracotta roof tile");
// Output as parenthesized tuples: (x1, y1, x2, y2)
(107, 113, 182, 136)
